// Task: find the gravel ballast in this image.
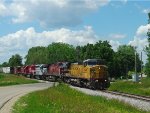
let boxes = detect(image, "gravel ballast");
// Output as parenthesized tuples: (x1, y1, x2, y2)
(70, 86, 150, 112)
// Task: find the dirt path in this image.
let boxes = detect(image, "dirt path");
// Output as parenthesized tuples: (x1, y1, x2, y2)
(0, 82, 53, 113)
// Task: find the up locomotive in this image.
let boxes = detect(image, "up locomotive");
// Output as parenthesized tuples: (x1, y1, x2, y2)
(63, 59, 110, 89)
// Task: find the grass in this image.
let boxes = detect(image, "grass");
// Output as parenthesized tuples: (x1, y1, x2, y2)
(108, 77, 150, 96)
(13, 83, 148, 113)
(0, 73, 38, 86)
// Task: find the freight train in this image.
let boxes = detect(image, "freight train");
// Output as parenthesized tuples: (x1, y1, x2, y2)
(0, 59, 110, 89)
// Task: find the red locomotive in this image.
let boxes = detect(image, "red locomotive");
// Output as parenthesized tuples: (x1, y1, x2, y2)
(44, 62, 68, 81)
(24, 65, 36, 78)
(14, 66, 21, 75)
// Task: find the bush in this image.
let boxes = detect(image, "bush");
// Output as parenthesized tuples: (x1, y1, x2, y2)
(128, 71, 134, 79)
(0, 74, 4, 79)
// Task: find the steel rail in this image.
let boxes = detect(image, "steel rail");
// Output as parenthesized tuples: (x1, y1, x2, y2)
(102, 90, 150, 102)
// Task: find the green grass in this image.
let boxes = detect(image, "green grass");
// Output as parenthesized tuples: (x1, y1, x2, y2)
(13, 84, 148, 113)
(0, 73, 38, 86)
(108, 78, 150, 96)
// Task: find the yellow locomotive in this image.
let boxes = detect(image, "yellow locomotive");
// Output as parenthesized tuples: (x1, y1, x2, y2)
(64, 59, 110, 89)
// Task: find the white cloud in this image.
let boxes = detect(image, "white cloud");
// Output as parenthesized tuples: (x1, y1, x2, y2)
(0, 26, 99, 63)
(136, 24, 150, 37)
(0, 0, 108, 27)
(129, 36, 148, 51)
(121, 0, 127, 5)
(0, 25, 122, 63)
(143, 9, 150, 14)
(129, 24, 150, 63)
(129, 24, 150, 48)
(109, 40, 121, 51)
(109, 33, 126, 39)
(0, 0, 7, 16)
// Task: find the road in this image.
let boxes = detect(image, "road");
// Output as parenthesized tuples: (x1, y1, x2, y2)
(0, 82, 53, 113)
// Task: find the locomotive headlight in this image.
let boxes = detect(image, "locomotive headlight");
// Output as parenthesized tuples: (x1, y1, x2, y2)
(105, 79, 107, 81)
(90, 69, 96, 73)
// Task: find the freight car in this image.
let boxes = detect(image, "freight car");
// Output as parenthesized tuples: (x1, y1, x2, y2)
(63, 59, 110, 89)
(1, 67, 14, 74)
(2, 67, 11, 73)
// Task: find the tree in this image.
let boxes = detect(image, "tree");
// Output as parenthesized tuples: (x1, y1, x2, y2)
(25, 43, 76, 65)
(47, 42, 76, 64)
(113, 45, 141, 78)
(76, 41, 115, 77)
(145, 12, 150, 77)
(77, 41, 114, 62)
(1, 62, 9, 67)
(9, 54, 22, 66)
(25, 46, 49, 65)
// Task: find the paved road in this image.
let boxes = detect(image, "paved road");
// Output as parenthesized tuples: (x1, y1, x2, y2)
(0, 82, 53, 113)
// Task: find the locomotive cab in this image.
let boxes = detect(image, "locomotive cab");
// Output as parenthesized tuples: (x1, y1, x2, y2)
(68, 59, 110, 90)
(83, 59, 110, 89)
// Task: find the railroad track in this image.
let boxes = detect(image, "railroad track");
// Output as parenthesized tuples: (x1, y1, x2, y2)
(102, 90, 150, 102)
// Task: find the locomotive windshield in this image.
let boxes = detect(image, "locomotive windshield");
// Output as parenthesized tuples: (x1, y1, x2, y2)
(83, 59, 105, 66)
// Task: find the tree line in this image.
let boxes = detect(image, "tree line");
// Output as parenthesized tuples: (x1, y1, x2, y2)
(0, 41, 142, 79)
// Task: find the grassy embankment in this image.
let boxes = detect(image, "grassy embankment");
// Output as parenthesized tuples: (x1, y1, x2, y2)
(0, 73, 38, 86)
(13, 83, 148, 113)
(109, 77, 150, 96)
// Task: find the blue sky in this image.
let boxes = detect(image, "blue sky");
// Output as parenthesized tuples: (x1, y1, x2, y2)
(83, 1, 149, 43)
(0, 0, 150, 64)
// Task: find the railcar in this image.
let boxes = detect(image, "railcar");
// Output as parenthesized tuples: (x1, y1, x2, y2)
(20, 66, 25, 75)
(14, 66, 22, 75)
(24, 65, 36, 78)
(34, 64, 48, 79)
(44, 62, 68, 81)
(10, 67, 14, 74)
(0, 67, 14, 74)
(2, 67, 11, 74)
(63, 59, 110, 89)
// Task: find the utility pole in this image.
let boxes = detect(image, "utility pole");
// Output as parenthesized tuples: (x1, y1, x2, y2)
(148, 12, 150, 24)
(148, 12, 150, 40)
(134, 46, 138, 82)
(141, 52, 142, 78)
(135, 50, 137, 77)
(76, 46, 80, 62)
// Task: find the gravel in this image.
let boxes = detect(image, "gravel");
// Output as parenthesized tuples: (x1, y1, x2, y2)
(70, 86, 150, 112)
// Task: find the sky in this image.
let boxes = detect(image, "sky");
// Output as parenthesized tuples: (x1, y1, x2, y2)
(0, 0, 150, 64)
